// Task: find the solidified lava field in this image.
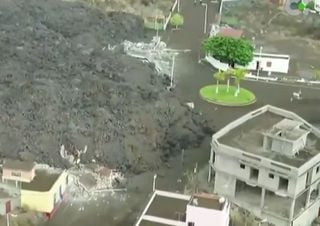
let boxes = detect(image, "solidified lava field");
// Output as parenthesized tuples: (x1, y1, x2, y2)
(0, 0, 213, 173)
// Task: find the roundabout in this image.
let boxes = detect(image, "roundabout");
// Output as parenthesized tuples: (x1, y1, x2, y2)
(200, 85, 256, 106)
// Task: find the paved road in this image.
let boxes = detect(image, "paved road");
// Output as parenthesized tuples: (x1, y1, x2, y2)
(164, 0, 320, 129)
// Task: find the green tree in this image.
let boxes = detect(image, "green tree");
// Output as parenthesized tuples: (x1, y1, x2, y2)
(233, 68, 247, 97)
(213, 70, 225, 94)
(170, 13, 184, 29)
(202, 36, 254, 67)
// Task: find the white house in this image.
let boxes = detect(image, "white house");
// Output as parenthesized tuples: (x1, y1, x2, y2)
(245, 52, 290, 74)
(207, 26, 290, 74)
(205, 52, 290, 74)
(135, 190, 230, 226)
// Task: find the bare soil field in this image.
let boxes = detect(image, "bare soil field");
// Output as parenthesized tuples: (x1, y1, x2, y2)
(221, 0, 320, 78)
(0, 0, 212, 173)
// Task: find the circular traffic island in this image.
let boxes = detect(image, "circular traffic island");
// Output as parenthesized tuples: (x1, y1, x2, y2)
(200, 85, 256, 106)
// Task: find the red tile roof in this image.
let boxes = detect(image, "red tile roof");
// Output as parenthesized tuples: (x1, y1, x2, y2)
(217, 28, 243, 38)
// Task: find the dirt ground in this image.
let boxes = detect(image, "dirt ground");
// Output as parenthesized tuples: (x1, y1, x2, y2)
(0, 0, 212, 174)
(221, 0, 320, 78)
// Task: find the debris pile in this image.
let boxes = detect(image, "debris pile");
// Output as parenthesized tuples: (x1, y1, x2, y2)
(68, 164, 126, 199)
(123, 36, 181, 76)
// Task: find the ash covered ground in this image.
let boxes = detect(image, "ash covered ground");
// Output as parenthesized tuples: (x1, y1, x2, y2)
(0, 0, 213, 173)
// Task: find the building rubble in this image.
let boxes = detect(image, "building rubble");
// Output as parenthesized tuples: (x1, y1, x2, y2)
(67, 164, 126, 201)
(59, 144, 127, 201)
(123, 36, 183, 76)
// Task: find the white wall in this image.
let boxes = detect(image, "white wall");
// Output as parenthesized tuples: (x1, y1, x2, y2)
(311, 164, 320, 184)
(258, 168, 280, 191)
(246, 54, 290, 74)
(206, 53, 290, 74)
(215, 154, 250, 181)
(293, 199, 319, 226)
(295, 174, 307, 195)
(186, 205, 229, 226)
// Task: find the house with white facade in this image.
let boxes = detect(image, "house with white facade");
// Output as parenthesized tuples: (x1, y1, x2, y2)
(208, 105, 320, 226)
(206, 26, 290, 74)
(135, 190, 230, 226)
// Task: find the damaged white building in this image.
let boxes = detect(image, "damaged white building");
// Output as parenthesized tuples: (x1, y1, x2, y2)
(208, 105, 320, 226)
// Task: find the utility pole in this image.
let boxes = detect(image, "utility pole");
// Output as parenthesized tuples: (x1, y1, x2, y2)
(193, 162, 198, 193)
(218, 0, 224, 26)
(170, 55, 176, 88)
(177, 0, 180, 12)
(154, 14, 159, 38)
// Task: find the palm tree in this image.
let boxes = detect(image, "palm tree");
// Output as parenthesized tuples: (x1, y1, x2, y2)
(233, 68, 247, 97)
(224, 68, 235, 93)
(213, 70, 225, 94)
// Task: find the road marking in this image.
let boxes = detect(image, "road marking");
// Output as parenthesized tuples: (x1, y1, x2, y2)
(245, 79, 320, 90)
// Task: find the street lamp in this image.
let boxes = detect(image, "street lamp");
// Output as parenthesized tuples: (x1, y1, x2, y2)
(202, 3, 208, 34)
(170, 55, 176, 88)
(153, 174, 157, 192)
(177, 0, 181, 12)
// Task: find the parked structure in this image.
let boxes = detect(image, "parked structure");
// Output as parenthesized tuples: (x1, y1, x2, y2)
(208, 105, 320, 226)
(20, 170, 69, 218)
(135, 190, 230, 226)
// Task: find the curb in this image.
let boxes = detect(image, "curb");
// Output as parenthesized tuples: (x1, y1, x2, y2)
(199, 92, 257, 107)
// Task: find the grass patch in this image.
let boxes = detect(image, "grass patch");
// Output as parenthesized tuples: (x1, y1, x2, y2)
(200, 85, 256, 106)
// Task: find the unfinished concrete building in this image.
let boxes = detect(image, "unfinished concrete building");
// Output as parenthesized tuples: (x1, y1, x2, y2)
(208, 105, 320, 226)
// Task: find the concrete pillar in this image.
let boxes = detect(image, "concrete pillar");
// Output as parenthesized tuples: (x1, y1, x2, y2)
(208, 144, 214, 183)
(289, 198, 296, 220)
(305, 188, 311, 208)
(260, 188, 266, 210)
(208, 161, 213, 183)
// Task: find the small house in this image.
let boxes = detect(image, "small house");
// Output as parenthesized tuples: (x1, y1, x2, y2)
(20, 170, 69, 218)
(2, 160, 36, 185)
(135, 190, 230, 226)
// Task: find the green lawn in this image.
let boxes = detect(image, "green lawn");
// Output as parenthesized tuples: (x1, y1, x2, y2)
(200, 85, 256, 106)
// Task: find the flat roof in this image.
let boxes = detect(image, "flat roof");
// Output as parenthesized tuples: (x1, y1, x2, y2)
(145, 195, 188, 220)
(21, 170, 60, 192)
(218, 111, 320, 167)
(189, 193, 224, 210)
(217, 28, 243, 38)
(139, 220, 174, 226)
(3, 160, 35, 172)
